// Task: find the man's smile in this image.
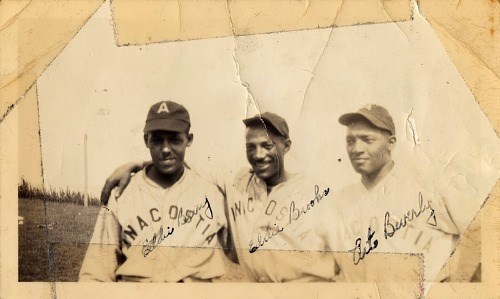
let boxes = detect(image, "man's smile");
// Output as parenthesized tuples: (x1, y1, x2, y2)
(253, 161, 272, 170)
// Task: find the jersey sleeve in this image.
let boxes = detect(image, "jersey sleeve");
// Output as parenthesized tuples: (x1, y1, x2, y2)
(79, 196, 123, 282)
(434, 177, 479, 235)
(218, 169, 249, 264)
(427, 190, 461, 235)
(209, 184, 228, 247)
(414, 170, 476, 235)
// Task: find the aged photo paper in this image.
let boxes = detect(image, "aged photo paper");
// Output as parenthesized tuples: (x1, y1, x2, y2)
(1, 0, 499, 298)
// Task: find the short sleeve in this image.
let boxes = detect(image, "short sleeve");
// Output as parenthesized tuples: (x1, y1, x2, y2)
(78, 197, 122, 282)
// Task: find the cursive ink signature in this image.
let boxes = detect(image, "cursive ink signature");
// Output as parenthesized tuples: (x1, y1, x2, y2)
(142, 225, 175, 257)
(351, 227, 378, 265)
(177, 196, 213, 226)
(248, 184, 330, 253)
(384, 192, 436, 240)
(351, 191, 437, 265)
(248, 224, 284, 253)
(289, 185, 330, 225)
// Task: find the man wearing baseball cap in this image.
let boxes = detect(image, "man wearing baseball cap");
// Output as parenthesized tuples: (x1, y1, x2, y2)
(80, 101, 227, 282)
(333, 104, 461, 284)
(99, 110, 337, 282)
(220, 112, 335, 282)
(338, 104, 397, 191)
(241, 112, 291, 187)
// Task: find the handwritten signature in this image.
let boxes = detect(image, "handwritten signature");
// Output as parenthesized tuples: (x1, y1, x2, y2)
(248, 184, 330, 253)
(177, 196, 213, 226)
(352, 227, 378, 265)
(142, 225, 175, 257)
(384, 192, 436, 239)
(351, 192, 436, 265)
(289, 185, 330, 225)
(249, 224, 284, 253)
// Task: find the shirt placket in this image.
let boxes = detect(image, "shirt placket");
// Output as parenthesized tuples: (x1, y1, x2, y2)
(248, 176, 272, 280)
(157, 187, 171, 282)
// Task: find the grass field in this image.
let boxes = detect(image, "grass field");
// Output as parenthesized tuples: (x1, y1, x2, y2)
(19, 198, 100, 281)
(18, 198, 246, 282)
(19, 197, 481, 282)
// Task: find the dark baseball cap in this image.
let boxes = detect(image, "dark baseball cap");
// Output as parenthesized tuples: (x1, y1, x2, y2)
(144, 101, 190, 133)
(243, 112, 289, 138)
(338, 104, 395, 135)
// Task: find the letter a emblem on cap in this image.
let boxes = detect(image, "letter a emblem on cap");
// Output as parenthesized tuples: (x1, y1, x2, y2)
(157, 102, 170, 113)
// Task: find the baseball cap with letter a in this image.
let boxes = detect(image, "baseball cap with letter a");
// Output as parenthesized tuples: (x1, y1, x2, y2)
(143, 101, 191, 133)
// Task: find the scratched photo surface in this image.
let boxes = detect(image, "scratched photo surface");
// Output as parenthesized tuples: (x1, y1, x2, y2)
(12, 0, 499, 297)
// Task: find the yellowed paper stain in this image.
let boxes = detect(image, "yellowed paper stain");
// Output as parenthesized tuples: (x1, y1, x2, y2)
(111, 0, 411, 46)
(110, 0, 232, 45)
(417, 1, 499, 295)
(426, 183, 499, 298)
(18, 84, 43, 188)
(419, 0, 500, 130)
(0, 0, 31, 26)
(1, 0, 499, 298)
(0, 0, 105, 120)
(433, 206, 481, 282)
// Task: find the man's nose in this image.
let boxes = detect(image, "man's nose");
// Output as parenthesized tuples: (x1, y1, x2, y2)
(255, 146, 267, 159)
(351, 140, 364, 154)
(161, 143, 173, 154)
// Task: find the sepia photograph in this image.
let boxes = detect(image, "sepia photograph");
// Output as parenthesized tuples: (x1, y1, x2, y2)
(2, 0, 499, 298)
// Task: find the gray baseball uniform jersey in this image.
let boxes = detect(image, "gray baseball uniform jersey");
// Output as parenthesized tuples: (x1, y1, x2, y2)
(79, 166, 227, 282)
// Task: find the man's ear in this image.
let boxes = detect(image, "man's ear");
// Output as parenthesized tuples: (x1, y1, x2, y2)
(388, 135, 396, 151)
(186, 133, 194, 147)
(144, 133, 150, 148)
(283, 138, 292, 154)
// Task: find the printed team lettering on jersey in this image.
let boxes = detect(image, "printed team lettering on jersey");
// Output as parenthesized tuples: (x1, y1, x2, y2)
(230, 185, 330, 226)
(230, 197, 255, 221)
(121, 197, 217, 249)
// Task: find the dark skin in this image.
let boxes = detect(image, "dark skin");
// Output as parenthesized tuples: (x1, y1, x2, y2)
(100, 126, 291, 204)
(99, 130, 192, 202)
(345, 120, 396, 190)
(144, 130, 193, 188)
(244, 125, 291, 190)
(101, 162, 143, 204)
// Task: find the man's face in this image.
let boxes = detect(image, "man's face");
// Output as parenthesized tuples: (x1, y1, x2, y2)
(145, 130, 193, 177)
(245, 126, 290, 184)
(346, 121, 394, 177)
